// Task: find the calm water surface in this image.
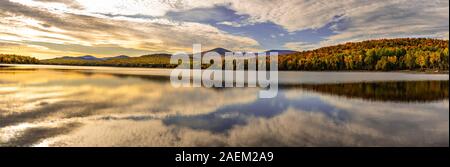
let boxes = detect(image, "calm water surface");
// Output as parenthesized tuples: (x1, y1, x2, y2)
(0, 65, 448, 146)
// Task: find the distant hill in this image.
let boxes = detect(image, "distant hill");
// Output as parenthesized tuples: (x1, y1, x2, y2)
(61, 55, 100, 60)
(140, 53, 172, 58)
(198, 48, 297, 56)
(106, 55, 130, 60)
(41, 53, 174, 68)
(60, 55, 130, 61)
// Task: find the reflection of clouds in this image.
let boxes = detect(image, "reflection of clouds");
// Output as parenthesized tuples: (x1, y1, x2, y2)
(43, 104, 448, 146)
(1, 123, 81, 147)
(0, 69, 258, 117)
(0, 69, 95, 84)
(321, 97, 449, 144)
(34, 91, 448, 147)
(161, 92, 348, 133)
(228, 106, 448, 147)
(226, 109, 383, 147)
(0, 69, 448, 146)
(286, 89, 449, 146)
(41, 120, 224, 147)
(0, 69, 259, 145)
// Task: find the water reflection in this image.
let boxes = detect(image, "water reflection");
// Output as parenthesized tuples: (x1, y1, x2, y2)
(0, 68, 448, 147)
(284, 81, 449, 102)
(163, 95, 349, 133)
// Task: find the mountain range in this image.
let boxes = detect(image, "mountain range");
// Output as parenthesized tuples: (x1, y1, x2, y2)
(60, 55, 130, 61)
(54, 48, 297, 61)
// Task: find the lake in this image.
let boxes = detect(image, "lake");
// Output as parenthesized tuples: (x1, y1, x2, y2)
(0, 65, 448, 147)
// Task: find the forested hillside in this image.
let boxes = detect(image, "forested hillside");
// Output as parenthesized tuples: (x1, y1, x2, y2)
(0, 54, 39, 64)
(278, 38, 448, 71)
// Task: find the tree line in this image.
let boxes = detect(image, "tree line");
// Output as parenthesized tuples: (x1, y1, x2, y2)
(278, 38, 449, 71)
(0, 54, 39, 64)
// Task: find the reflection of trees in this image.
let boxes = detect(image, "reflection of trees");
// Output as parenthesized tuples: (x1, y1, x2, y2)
(283, 81, 449, 102)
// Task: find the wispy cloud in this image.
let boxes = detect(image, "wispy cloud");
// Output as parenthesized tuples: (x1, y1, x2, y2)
(284, 41, 319, 51)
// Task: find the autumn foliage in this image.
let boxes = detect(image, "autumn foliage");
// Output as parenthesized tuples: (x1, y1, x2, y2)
(0, 54, 39, 64)
(278, 38, 448, 71)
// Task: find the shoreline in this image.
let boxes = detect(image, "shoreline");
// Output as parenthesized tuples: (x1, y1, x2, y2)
(1, 63, 448, 74)
(1, 63, 448, 85)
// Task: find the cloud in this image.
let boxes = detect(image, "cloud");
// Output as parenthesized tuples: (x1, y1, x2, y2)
(89, 0, 449, 48)
(0, 41, 22, 47)
(284, 41, 319, 51)
(0, 0, 260, 58)
(33, 0, 84, 9)
(165, 6, 235, 23)
(315, 0, 449, 47)
(212, 0, 448, 49)
(185, 0, 449, 48)
(25, 42, 153, 56)
(217, 21, 243, 27)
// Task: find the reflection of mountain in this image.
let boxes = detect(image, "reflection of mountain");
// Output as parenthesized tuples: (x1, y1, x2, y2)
(282, 81, 449, 102)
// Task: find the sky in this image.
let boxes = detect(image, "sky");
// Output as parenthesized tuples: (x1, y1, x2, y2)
(0, 0, 448, 59)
